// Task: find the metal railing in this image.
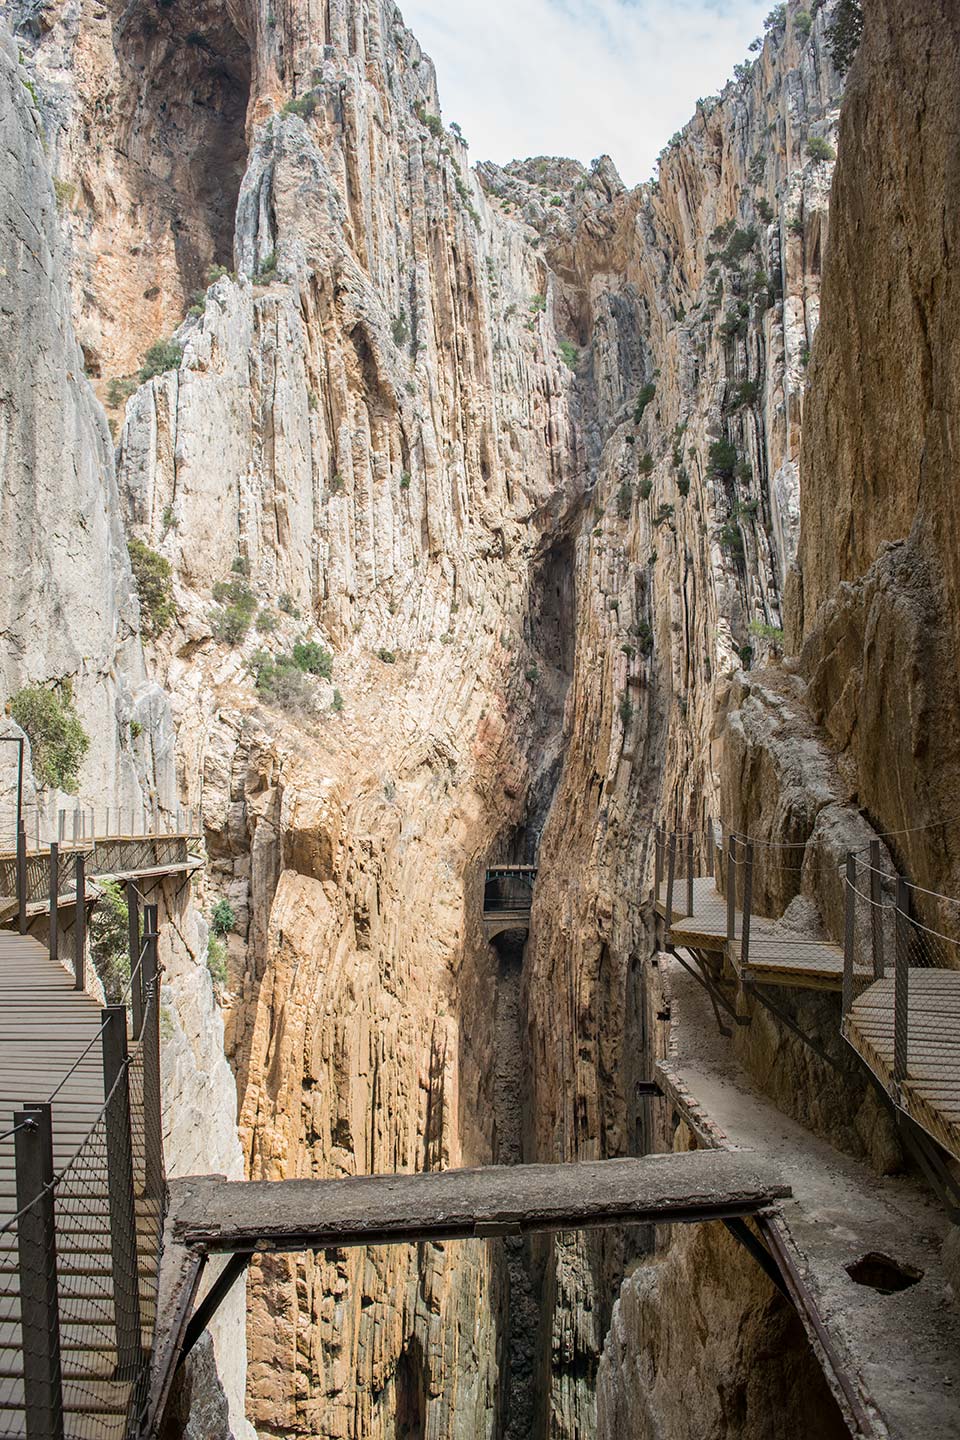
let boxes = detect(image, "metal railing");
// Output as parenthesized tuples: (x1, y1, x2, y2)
(0, 909, 165, 1439)
(0, 805, 202, 856)
(842, 850, 960, 1111)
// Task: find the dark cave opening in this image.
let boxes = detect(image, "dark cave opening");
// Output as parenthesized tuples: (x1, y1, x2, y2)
(113, 0, 252, 286)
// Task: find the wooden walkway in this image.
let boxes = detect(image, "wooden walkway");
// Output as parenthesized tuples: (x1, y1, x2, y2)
(845, 969, 960, 1161)
(0, 931, 151, 1438)
(656, 877, 862, 990)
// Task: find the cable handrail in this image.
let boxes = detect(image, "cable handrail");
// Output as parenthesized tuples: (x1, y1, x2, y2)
(0, 986, 157, 1237)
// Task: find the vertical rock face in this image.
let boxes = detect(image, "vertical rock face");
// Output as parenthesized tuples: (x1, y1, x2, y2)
(11, 0, 949, 1435)
(793, 0, 960, 898)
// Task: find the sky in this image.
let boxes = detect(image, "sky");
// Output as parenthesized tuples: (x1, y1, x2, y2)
(400, 0, 775, 186)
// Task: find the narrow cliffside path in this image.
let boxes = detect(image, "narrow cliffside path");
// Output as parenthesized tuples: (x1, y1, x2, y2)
(657, 955, 960, 1440)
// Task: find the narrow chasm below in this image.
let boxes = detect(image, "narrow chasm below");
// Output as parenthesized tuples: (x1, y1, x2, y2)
(493, 931, 540, 1439)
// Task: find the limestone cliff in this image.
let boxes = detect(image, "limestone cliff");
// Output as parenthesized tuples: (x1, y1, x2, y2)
(6, 0, 953, 1436)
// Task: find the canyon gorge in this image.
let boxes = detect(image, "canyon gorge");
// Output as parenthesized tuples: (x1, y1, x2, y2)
(1, 0, 959, 1436)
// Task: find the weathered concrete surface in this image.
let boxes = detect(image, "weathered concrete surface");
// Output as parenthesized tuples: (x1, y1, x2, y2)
(170, 1152, 789, 1251)
(652, 954, 960, 1440)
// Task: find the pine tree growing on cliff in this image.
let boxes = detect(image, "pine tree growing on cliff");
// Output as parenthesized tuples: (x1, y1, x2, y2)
(826, 0, 863, 74)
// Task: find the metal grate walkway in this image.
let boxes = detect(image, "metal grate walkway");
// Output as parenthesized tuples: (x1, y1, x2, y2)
(0, 927, 163, 1438)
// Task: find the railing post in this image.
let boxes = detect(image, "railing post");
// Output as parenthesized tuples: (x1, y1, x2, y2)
(686, 830, 694, 918)
(654, 826, 663, 902)
(57, 808, 65, 843)
(842, 853, 855, 1017)
(726, 835, 737, 943)
(870, 839, 885, 979)
(141, 904, 164, 1203)
(665, 833, 676, 923)
(73, 852, 85, 992)
(17, 817, 28, 934)
(894, 876, 910, 1091)
(48, 842, 59, 965)
(72, 808, 79, 843)
(707, 819, 715, 879)
(15, 1102, 65, 1440)
(740, 842, 754, 970)
(127, 882, 143, 1041)
(102, 1007, 143, 1378)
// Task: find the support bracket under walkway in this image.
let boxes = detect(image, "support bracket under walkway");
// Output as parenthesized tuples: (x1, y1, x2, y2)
(143, 1151, 788, 1437)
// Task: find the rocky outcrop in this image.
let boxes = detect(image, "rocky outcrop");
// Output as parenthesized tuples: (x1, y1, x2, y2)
(792, 0, 960, 900)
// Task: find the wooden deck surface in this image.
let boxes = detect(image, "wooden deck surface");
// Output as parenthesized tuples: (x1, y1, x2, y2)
(845, 969, 960, 1162)
(0, 932, 130, 1438)
(655, 877, 861, 990)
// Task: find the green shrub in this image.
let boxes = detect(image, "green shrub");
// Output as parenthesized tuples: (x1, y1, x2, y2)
(90, 879, 130, 1003)
(756, 198, 774, 224)
(635, 620, 654, 657)
(330, 474, 345, 494)
(161, 503, 177, 535)
(748, 152, 765, 185)
(10, 685, 90, 792)
(719, 521, 745, 559)
(106, 377, 137, 409)
(283, 90, 318, 119)
(211, 898, 235, 935)
(655, 503, 675, 526)
(634, 383, 656, 422)
(138, 340, 183, 385)
(392, 310, 409, 347)
(400, 471, 411, 490)
(827, 0, 862, 73)
(677, 468, 690, 497)
(709, 438, 738, 480)
(638, 452, 655, 476)
(806, 136, 836, 163)
(278, 593, 299, 616)
(558, 341, 579, 370)
(231, 555, 250, 576)
(248, 651, 315, 711)
(255, 251, 278, 282)
(128, 539, 175, 638)
(618, 695, 633, 726)
(524, 664, 540, 683)
(720, 227, 758, 266)
(749, 620, 785, 642)
(729, 378, 760, 409)
(292, 639, 333, 677)
(256, 608, 278, 634)
(617, 482, 633, 518)
(129, 719, 143, 741)
(639, 477, 653, 500)
(211, 577, 257, 644)
(529, 294, 547, 314)
(206, 932, 228, 987)
(377, 648, 396, 664)
(414, 103, 444, 138)
(739, 643, 754, 670)
(795, 10, 812, 37)
(332, 688, 344, 712)
(207, 263, 232, 284)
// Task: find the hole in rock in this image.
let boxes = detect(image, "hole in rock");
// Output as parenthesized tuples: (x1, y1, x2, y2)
(845, 1251, 923, 1294)
(394, 1337, 426, 1439)
(112, 0, 251, 286)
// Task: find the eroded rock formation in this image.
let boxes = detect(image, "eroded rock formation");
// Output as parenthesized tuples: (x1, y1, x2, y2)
(4, 0, 958, 1435)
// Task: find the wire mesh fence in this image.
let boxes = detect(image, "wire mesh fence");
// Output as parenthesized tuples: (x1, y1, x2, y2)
(0, 805, 202, 856)
(842, 852, 960, 1156)
(0, 987, 165, 1438)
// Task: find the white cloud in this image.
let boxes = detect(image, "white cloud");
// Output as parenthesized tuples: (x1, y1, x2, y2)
(399, 0, 775, 186)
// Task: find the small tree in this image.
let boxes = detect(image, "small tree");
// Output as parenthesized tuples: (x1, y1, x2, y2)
(138, 340, 183, 385)
(827, 0, 863, 74)
(128, 539, 176, 638)
(292, 639, 333, 677)
(211, 898, 235, 935)
(9, 685, 89, 791)
(806, 136, 836, 163)
(90, 880, 130, 1003)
